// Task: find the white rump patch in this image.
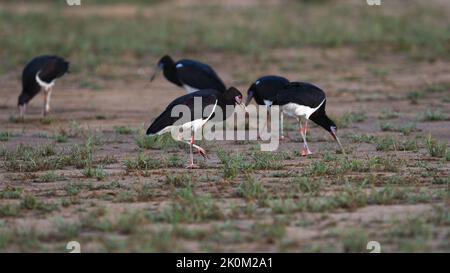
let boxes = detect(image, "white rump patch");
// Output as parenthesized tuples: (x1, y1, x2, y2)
(263, 100, 273, 108)
(183, 84, 199, 94)
(35, 71, 55, 91)
(176, 63, 184, 68)
(281, 99, 325, 119)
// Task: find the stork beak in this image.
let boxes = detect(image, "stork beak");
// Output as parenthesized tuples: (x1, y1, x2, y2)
(245, 92, 254, 106)
(150, 64, 162, 82)
(330, 126, 346, 155)
(239, 102, 248, 113)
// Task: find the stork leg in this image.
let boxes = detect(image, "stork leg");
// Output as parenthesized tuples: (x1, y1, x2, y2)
(188, 132, 196, 168)
(257, 108, 268, 140)
(43, 87, 52, 117)
(298, 119, 312, 156)
(280, 111, 285, 140)
(19, 104, 27, 119)
(177, 133, 207, 159)
(176, 131, 207, 169)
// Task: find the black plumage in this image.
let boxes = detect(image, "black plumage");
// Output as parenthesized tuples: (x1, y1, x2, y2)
(275, 82, 326, 109)
(245, 75, 290, 106)
(18, 55, 70, 117)
(147, 87, 245, 168)
(245, 75, 290, 139)
(150, 55, 226, 93)
(276, 81, 345, 155)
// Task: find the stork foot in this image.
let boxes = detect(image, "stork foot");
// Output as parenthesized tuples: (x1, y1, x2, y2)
(301, 147, 313, 157)
(197, 147, 207, 159)
(185, 163, 200, 169)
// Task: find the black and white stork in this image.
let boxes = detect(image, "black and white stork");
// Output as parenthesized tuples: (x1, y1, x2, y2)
(18, 55, 70, 118)
(275, 82, 345, 156)
(245, 75, 290, 139)
(150, 55, 227, 93)
(146, 87, 245, 168)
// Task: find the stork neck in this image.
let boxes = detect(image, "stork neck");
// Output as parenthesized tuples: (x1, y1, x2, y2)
(163, 61, 182, 87)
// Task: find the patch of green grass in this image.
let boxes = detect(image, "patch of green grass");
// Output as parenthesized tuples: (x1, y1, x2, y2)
(114, 126, 135, 135)
(80, 207, 113, 232)
(425, 135, 448, 158)
(387, 218, 433, 252)
(124, 152, 163, 171)
(166, 154, 184, 168)
(64, 183, 83, 196)
(8, 116, 22, 124)
(271, 171, 292, 178)
(1, 144, 60, 172)
(152, 186, 222, 223)
(407, 91, 424, 104)
(216, 149, 247, 180)
(38, 171, 64, 183)
(286, 184, 432, 214)
(0, 132, 12, 141)
(269, 198, 297, 214)
(378, 108, 401, 120)
(53, 134, 68, 143)
(305, 156, 403, 176)
(79, 80, 103, 90)
(236, 175, 268, 200)
(418, 109, 448, 121)
(136, 134, 182, 150)
(380, 122, 418, 135)
(165, 173, 192, 187)
(369, 67, 390, 79)
(20, 194, 58, 212)
(375, 136, 419, 151)
(420, 83, 450, 93)
(368, 186, 409, 205)
(0, 144, 56, 160)
(291, 176, 323, 194)
(115, 190, 136, 203)
(136, 184, 156, 202)
(54, 219, 80, 240)
(0, 137, 114, 172)
(0, 186, 22, 199)
(40, 117, 54, 125)
(217, 149, 286, 179)
(346, 133, 377, 143)
(339, 229, 369, 253)
(114, 211, 147, 234)
(249, 151, 285, 170)
(83, 165, 107, 180)
(0, 204, 21, 217)
(335, 111, 368, 128)
(380, 122, 395, 132)
(251, 220, 286, 243)
(59, 144, 91, 169)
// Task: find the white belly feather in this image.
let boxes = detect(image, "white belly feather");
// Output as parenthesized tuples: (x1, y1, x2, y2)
(155, 100, 218, 135)
(281, 99, 325, 119)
